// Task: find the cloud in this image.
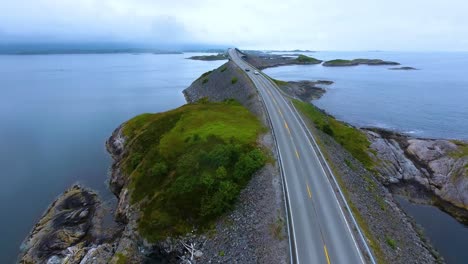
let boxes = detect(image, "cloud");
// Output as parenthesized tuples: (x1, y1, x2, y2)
(0, 0, 467, 50)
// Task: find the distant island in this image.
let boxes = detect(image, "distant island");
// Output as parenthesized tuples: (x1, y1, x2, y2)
(388, 66, 418, 70)
(187, 53, 228, 61)
(323, 58, 400, 67)
(242, 51, 322, 69)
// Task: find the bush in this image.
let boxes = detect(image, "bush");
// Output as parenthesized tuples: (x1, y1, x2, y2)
(231, 77, 238, 84)
(202, 78, 209, 84)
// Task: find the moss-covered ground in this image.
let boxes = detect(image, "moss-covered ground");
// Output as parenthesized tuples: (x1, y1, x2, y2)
(121, 100, 267, 241)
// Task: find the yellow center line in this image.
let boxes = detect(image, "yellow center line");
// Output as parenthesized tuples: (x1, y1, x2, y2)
(324, 245, 331, 264)
(277, 107, 283, 117)
(306, 183, 312, 198)
(284, 121, 291, 135)
(295, 149, 300, 159)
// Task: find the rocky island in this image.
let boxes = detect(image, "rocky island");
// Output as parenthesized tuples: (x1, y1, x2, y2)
(242, 51, 322, 69)
(187, 53, 227, 61)
(389, 66, 418, 70)
(323, 58, 400, 67)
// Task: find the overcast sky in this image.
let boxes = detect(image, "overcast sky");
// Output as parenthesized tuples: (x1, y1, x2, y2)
(1, 0, 467, 51)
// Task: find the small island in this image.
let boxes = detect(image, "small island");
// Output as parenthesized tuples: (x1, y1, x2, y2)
(323, 58, 400, 67)
(242, 52, 322, 69)
(388, 66, 418, 70)
(187, 53, 227, 61)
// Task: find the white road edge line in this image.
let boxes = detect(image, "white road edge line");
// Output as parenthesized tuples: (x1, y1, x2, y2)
(266, 75, 376, 264)
(239, 59, 300, 264)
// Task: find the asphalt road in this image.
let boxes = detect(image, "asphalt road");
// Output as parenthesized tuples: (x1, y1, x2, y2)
(228, 49, 366, 264)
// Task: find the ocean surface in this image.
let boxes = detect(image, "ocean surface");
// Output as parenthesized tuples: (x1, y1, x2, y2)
(0, 53, 226, 262)
(266, 51, 468, 140)
(266, 51, 468, 263)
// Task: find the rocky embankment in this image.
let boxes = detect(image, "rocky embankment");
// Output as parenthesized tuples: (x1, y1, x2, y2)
(242, 51, 322, 69)
(366, 128, 468, 223)
(18, 185, 121, 263)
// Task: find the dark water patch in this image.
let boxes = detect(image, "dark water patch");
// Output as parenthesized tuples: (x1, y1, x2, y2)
(396, 196, 468, 264)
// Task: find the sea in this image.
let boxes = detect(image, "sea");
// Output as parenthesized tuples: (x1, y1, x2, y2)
(265, 51, 468, 263)
(1, 50, 467, 263)
(0, 53, 226, 262)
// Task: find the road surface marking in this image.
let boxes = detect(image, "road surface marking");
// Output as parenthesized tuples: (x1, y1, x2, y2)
(295, 148, 300, 159)
(324, 245, 331, 264)
(277, 107, 284, 117)
(306, 184, 312, 198)
(284, 121, 291, 135)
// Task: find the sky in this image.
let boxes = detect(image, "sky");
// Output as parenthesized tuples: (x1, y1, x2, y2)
(1, 0, 467, 51)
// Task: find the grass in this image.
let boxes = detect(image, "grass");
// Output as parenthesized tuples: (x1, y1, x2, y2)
(450, 140, 468, 158)
(295, 54, 322, 64)
(270, 213, 285, 240)
(115, 253, 127, 264)
(385, 236, 397, 250)
(293, 99, 387, 263)
(325, 59, 353, 65)
(271, 78, 288, 86)
(120, 100, 267, 242)
(293, 99, 374, 170)
(231, 77, 238, 84)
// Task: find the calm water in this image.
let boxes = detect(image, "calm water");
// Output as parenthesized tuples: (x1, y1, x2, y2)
(266, 51, 468, 263)
(266, 51, 468, 139)
(396, 197, 468, 264)
(0, 53, 226, 262)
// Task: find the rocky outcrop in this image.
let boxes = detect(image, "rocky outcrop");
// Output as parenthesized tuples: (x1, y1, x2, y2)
(323, 58, 400, 67)
(187, 53, 227, 61)
(18, 185, 120, 264)
(276, 80, 332, 101)
(183, 61, 268, 124)
(242, 52, 322, 70)
(389, 66, 418, 70)
(366, 129, 468, 223)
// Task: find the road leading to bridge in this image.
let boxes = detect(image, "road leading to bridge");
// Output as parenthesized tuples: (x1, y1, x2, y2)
(228, 48, 370, 264)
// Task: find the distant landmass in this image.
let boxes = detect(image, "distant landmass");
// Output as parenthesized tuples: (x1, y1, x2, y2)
(0, 42, 230, 55)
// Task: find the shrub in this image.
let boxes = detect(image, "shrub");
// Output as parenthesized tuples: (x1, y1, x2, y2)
(231, 77, 238, 84)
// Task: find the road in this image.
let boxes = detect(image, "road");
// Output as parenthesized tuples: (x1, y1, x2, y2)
(228, 49, 368, 264)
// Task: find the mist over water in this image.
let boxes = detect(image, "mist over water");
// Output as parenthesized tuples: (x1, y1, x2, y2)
(0, 53, 226, 262)
(266, 51, 468, 140)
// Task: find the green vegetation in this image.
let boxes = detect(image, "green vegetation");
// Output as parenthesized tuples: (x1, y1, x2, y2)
(272, 78, 288, 86)
(295, 54, 322, 64)
(202, 78, 209, 84)
(189, 54, 227, 61)
(221, 66, 228, 72)
(198, 70, 212, 80)
(293, 99, 374, 170)
(121, 100, 267, 241)
(323, 58, 399, 66)
(385, 236, 397, 250)
(115, 253, 127, 264)
(325, 59, 354, 65)
(231, 77, 238, 84)
(270, 213, 285, 240)
(450, 140, 468, 158)
(218, 250, 225, 256)
(294, 100, 386, 263)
